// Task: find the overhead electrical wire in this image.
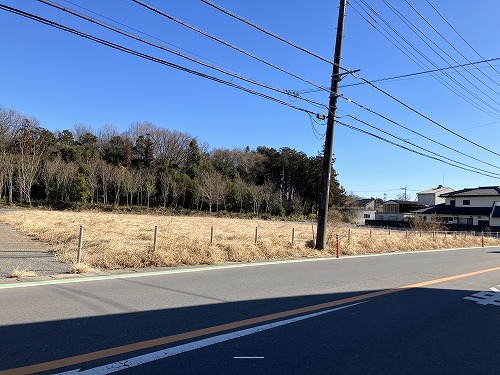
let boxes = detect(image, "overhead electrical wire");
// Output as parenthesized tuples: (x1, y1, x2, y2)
(402, 0, 500, 91)
(37, 0, 328, 111)
(356, 76, 500, 158)
(339, 95, 500, 170)
(2, 3, 497, 181)
(297, 56, 500, 92)
(199, 0, 341, 68)
(350, 0, 500, 120)
(424, 0, 500, 78)
(336, 120, 499, 179)
(0, 4, 318, 116)
(130, 0, 332, 94)
(198, 0, 500, 159)
(344, 113, 500, 177)
(381, 0, 500, 108)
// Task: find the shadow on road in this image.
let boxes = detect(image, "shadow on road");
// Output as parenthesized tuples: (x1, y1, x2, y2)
(0, 283, 499, 374)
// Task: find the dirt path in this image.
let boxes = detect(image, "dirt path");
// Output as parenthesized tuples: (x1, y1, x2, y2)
(0, 217, 72, 281)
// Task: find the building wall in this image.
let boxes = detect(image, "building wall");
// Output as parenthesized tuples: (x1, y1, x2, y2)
(445, 196, 497, 207)
(418, 188, 453, 206)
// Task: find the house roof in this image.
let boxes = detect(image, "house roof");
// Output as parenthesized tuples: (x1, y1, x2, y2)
(415, 203, 492, 216)
(440, 186, 500, 198)
(355, 198, 374, 206)
(418, 185, 453, 195)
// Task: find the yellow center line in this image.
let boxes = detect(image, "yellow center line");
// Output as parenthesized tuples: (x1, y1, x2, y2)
(2, 265, 500, 375)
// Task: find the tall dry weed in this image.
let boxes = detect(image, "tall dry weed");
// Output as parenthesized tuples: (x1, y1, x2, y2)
(0, 209, 497, 270)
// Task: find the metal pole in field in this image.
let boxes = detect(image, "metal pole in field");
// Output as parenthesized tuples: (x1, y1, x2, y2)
(255, 226, 258, 245)
(482, 232, 484, 247)
(153, 225, 158, 253)
(316, 0, 347, 250)
(210, 225, 214, 245)
(336, 234, 340, 258)
(77, 225, 83, 264)
(292, 227, 295, 245)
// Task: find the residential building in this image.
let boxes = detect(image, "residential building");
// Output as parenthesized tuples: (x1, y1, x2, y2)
(415, 186, 500, 230)
(417, 185, 454, 206)
(351, 198, 377, 225)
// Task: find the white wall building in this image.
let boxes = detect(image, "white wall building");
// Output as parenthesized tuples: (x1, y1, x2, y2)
(417, 185, 454, 206)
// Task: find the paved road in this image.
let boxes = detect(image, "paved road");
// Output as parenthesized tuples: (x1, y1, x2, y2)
(0, 220, 71, 279)
(0, 246, 499, 374)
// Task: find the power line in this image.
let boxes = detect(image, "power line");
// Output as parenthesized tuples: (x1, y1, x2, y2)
(345, 113, 500, 177)
(351, 0, 500, 120)
(424, 0, 500, 78)
(381, 0, 500, 109)
(197, 0, 500, 157)
(5, 3, 498, 181)
(37, 0, 328, 111)
(336, 120, 499, 179)
(402, 0, 500, 91)
(199, 0, 342, 68)
(339, 95, 500, 170)
(131, 0, 331, 94)
(296, 57, 500, 92)
(348, 0, 500, 120)
(0, 4, 318, 116)
(356, 76, 500, 158)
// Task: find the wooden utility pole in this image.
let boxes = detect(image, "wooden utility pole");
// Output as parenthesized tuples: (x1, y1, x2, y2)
(316, 0, 347, 250)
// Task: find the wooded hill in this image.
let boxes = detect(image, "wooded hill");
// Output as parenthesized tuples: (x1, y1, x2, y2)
(0, 105, 347, 216)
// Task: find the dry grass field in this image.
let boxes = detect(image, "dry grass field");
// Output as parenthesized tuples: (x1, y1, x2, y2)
(1, 209, 499, 271)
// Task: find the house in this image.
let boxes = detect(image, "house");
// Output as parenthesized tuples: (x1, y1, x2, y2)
(351, 198, 377, 225)
(365, 200, 425, 228)
(417, 185, 454, 206)
(415, 186, 500, 230)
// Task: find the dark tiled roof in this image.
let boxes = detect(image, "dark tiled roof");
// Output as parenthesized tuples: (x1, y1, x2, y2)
(356, 199, 374, 206)
(416, 203, 492, 216)
(440, 186, 500, 197)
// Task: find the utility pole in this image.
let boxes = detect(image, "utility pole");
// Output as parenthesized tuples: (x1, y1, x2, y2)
(316, 0, 347, 250)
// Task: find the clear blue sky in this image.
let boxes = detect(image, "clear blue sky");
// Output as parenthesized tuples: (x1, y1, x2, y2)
(1, 0, 500, 201)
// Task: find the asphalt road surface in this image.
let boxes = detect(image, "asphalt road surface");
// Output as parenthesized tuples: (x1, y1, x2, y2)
(1, 246, 499, 374)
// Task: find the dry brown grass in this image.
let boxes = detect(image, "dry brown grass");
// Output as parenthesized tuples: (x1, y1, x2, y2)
(10, 267, 36, 278)
(71, 262, 96, 274)
(1, 209, 498, 270)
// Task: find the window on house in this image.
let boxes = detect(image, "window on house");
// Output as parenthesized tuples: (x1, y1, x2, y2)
(450, 200, 455, 206)
(463, 200, 470, 205)
(364, 214, 370, 219)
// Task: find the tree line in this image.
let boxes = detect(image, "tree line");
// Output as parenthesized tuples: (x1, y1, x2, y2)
(0, 105, 348, 217)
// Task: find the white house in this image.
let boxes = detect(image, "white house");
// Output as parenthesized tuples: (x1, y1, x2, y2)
(351, 199, 377, 225)
(415, 186, 500, 229)
(417, 185, 454, 206)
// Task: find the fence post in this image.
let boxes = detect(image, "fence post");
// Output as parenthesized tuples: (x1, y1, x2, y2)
(255, 226, 258, 245)
(389, 229, 391, 236)
(370, 228, 372, 238)
(482, 232, 484, 247)
(210, 225, 214, 245)
(348, 228, 351, 241)
(77, 225, 83, 264)
(420, 230, 422, 237)
(336, 234, 340, 258)
(292, 227, 295, 245)
(153, 225, 158, 253)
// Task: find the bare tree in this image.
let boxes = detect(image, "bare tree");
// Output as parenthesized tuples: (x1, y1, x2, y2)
(199, 171, 227, 212)
(13, 117, 47, 205)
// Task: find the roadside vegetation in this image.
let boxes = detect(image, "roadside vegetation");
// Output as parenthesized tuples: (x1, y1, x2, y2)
(1, 209, 498, 271)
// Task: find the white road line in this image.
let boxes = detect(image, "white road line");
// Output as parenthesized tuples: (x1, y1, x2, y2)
(0, 245, 486, 290)
(55, 301, 368, 374)
(234, 357, 264, 359)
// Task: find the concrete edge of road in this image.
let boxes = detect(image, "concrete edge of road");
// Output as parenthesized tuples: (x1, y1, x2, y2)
(0, 245, 497, 290)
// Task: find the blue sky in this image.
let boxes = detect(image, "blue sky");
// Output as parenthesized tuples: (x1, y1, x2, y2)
(1, 0, 500, 201)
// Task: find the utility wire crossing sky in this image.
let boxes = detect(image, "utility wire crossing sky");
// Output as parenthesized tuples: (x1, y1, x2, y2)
(1, 0, 499, 200)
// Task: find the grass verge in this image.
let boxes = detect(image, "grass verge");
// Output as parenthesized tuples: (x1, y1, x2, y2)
(0, 209, 498, 270)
